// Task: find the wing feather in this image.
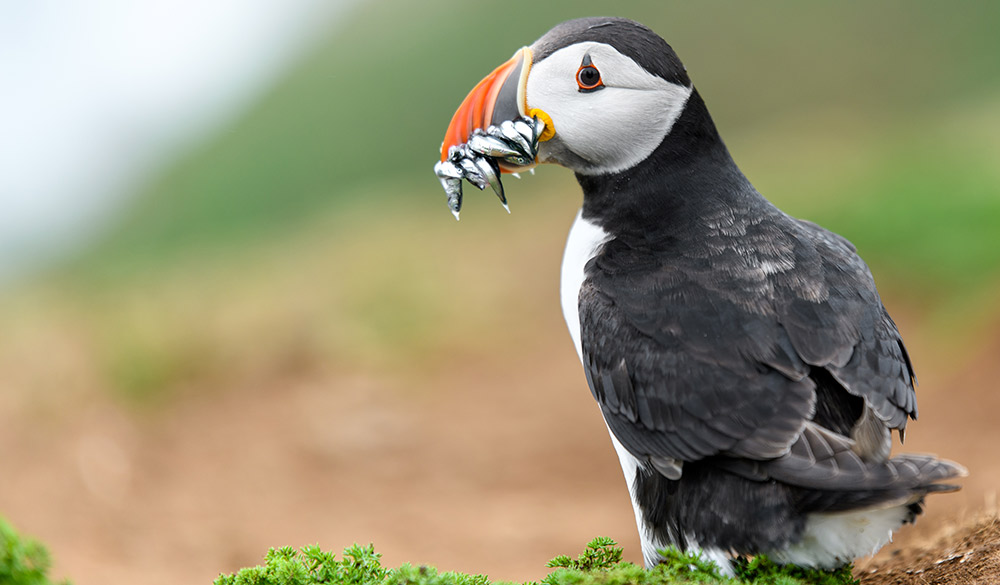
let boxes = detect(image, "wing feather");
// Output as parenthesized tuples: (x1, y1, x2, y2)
(579, 208, 924, 490)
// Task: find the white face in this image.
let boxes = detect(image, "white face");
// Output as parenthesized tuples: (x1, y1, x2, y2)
(526, 41, 692, 176)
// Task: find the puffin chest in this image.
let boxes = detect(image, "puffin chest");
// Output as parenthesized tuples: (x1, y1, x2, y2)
(560, 211, 611, 361)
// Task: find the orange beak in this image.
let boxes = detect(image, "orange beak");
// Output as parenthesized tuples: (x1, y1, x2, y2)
(440, 47, 533, 171)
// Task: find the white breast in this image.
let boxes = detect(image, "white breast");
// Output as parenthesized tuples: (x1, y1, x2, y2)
(560, 211, 611, 361)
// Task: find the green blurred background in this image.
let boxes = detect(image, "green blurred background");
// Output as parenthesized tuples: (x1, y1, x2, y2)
(2, 2, 999, 584)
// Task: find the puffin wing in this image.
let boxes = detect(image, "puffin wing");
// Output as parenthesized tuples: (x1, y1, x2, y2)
(578, 208, 920, 483)
(779, 219, 917, 429)
(579, 262, 817, 464)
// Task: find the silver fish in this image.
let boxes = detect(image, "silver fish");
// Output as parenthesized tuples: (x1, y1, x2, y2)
(433, 115, 544, 219)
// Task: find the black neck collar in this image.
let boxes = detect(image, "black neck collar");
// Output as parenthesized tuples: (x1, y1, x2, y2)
(577, 89, 758, 242)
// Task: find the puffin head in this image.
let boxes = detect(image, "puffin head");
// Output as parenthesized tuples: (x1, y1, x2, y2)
(440, 17, 695, 177)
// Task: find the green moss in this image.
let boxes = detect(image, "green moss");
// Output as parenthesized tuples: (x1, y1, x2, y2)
(732, 554, 858, 585)
(545, 536, 623, 573)
(0, 518, 70, 585)
(214, 544, 387, 585)
(0, 518, 860, 585)
(216, 538, 860, 585)
(385, 564, 491, 585)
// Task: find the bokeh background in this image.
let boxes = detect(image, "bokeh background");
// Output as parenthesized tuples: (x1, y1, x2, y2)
(2, 1, 999, 584)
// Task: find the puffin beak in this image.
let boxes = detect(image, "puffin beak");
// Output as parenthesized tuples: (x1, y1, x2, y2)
(440, 47, 547, 172)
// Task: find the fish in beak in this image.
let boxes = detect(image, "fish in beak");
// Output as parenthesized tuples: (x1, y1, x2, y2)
(434, 47, 554, 219)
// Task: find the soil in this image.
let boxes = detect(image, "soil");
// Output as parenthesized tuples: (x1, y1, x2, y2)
(859, 514, 1000, 585)
(1, 305, 999, 585)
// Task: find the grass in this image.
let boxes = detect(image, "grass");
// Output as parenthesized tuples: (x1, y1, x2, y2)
(23, 3, 992, 399)
(214, 537, 859, 585)
(0, 518, 70, 585)
(67, 0, 1000, 283)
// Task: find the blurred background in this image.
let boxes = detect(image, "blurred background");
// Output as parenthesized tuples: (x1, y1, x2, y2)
(1, 1, 999, 584)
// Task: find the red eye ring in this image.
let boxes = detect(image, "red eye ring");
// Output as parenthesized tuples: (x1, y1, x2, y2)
(576, 64, 604, 92)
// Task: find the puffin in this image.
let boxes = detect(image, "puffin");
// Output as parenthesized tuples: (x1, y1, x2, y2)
(434, 17, 965, 572)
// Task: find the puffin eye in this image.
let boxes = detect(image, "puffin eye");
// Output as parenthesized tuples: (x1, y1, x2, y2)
(576, 64, 604, 92)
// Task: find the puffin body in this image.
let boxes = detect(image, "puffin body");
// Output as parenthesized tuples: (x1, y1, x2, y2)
(437, 17, 964, 572)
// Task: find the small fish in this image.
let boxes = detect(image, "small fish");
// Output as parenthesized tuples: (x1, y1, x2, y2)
(432, 115, 543, 218)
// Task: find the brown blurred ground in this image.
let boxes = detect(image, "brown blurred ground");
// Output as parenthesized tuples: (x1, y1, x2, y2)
(860, 513, 1000, 585)
(1, 200, 998, 585)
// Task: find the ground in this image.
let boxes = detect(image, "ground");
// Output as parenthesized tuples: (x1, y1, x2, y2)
(860, 514, 1000, 585)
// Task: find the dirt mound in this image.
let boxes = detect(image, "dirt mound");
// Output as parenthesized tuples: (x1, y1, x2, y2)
(860, 514, 1000, 585)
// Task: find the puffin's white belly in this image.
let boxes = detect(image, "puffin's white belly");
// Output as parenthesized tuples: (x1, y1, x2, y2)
(560, 210, 611, 361)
